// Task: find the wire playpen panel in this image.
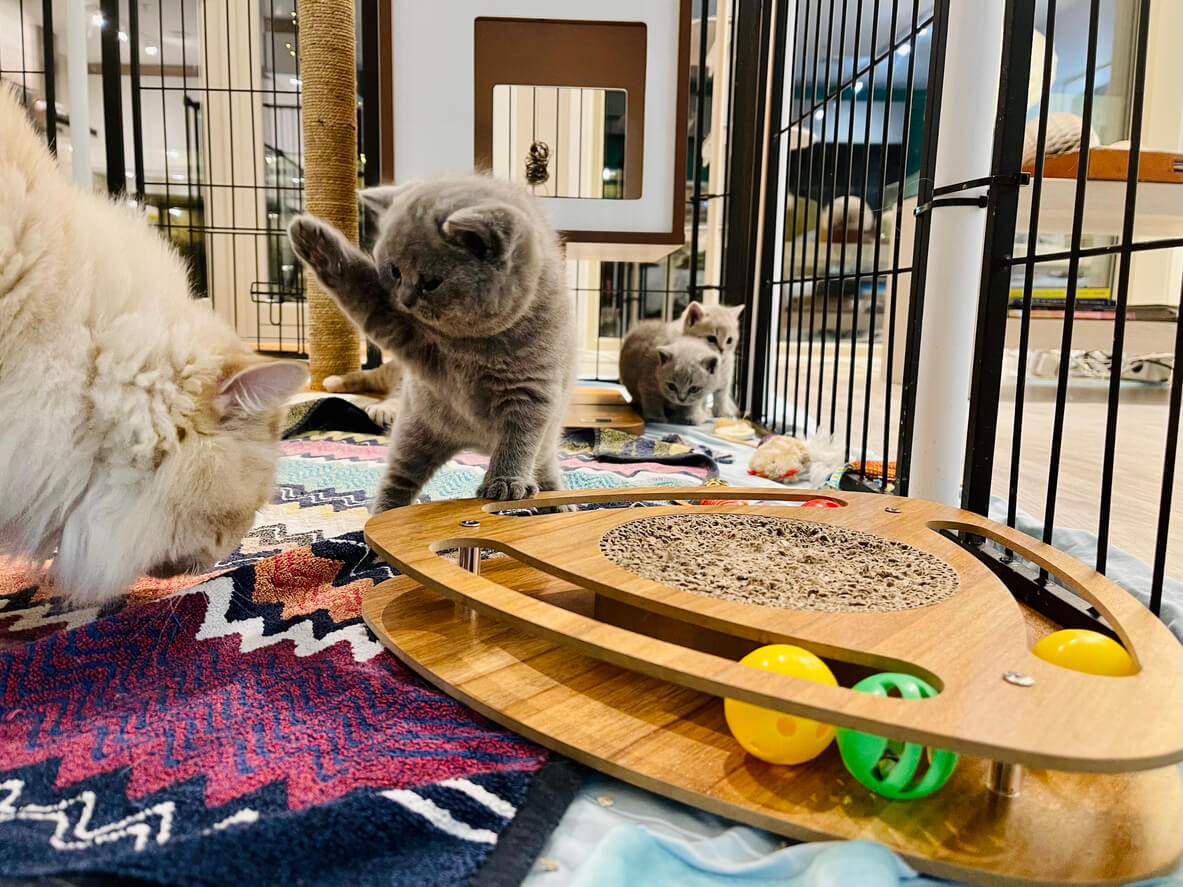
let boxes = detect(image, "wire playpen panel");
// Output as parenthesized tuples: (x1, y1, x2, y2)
(3, 0, 1179, 614)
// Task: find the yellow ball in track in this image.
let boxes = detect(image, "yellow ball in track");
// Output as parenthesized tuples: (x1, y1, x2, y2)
(1032, 629, 1137, 677)
(724, 644, 838, 765)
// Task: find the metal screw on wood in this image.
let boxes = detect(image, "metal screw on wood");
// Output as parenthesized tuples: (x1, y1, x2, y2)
(459, 520, 480, 528)
(884, 506, 902, 513)
(1003, 671, 1034, 687)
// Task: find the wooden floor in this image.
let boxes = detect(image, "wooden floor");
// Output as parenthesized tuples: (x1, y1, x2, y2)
(768, 341, 1182, 581)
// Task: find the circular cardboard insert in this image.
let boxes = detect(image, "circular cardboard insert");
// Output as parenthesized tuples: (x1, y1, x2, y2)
(599, 513, 959, 612)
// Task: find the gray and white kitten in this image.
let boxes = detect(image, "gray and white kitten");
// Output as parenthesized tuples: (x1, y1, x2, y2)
(620, 321, 719, 424)
(289, 174, 575, 511)
(680, 301, 743, 418)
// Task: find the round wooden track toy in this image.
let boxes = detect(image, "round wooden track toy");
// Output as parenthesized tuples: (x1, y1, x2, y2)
(360, 487, 1183, 886)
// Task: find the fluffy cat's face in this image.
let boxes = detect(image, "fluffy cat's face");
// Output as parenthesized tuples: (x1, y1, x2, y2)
(362, 182, 535, 338)
(52, 360, 308, 604)
(656, 341, 719, 406)
(681, 302, 743, 354)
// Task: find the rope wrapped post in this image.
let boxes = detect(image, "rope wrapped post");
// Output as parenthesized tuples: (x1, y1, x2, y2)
(296, 0, 361, 388)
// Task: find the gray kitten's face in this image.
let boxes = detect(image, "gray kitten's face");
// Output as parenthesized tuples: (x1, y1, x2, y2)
(364, 184, 533, 338)
(656, 342, 719, 406)
(681, 302, 743, 354)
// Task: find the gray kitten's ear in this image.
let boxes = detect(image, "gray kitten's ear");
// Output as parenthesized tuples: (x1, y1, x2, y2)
(442, 202, 522, 262)
(359, 184, 411, 216)
(656, 345, 675, 365)
(701, 354, 720, 374)
(682, 302, 705, 327)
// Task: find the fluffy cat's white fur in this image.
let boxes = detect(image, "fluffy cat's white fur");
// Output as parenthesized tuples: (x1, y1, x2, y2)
(0, 87, 308, 605)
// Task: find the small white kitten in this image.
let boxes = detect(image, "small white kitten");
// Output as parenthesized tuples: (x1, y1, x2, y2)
(0, 86, 308, 605)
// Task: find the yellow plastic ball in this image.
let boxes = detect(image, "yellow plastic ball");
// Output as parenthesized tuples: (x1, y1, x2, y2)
(1032, 629, 1137, 677)
(724, 644, 838, 764)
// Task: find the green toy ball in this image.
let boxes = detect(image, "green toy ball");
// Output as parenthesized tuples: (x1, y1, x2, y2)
(835, 673, 957, 800)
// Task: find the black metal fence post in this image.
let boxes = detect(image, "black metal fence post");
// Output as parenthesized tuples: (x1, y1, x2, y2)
(895, 0, 950, 495)
(99, 0, 125, 197)
(127, 0, 145, 201)
(359, 0, 383, 370)
(723, 0, 775, 416)
(958, 0, 1036, 517)
(40, 0, 56, 154)
(750, 0, 792, 425)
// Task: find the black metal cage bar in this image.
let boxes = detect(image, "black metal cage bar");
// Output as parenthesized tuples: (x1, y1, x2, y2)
(963, 0, 1182, 613)
(742, 0, 944, 495)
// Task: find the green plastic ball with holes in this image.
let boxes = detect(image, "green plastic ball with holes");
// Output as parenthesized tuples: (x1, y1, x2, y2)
(835, 673, 958, 800)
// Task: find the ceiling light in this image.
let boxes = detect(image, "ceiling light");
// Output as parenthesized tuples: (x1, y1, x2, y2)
(145, 45, 158, 56)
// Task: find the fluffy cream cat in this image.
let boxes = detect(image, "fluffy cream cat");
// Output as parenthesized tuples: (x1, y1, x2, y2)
(0, 86, 308, 605)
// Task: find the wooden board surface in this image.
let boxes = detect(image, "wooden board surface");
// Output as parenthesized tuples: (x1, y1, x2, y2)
(1023, 148, 1183, 183)
(364, 489, 1183, 772)
(570, 387, 631, 406)
(362, 567, 1183, 887)
(563, 387, 645, 434)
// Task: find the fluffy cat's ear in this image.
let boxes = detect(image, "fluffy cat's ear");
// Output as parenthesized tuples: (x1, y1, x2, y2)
(217, 361, 309, 419)
(682, 302, 705, 327)
(729, 304, 745, 318)
(359, 184, 411, 217)
(442, 202, 523, 262)
(656, 346, 675, 365)
(701, 354, 720, 374)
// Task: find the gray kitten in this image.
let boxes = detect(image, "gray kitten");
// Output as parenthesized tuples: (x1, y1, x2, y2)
(680, 302, 743, 418)
(289, 174, 575, 510)
(620, 321, 719, 424)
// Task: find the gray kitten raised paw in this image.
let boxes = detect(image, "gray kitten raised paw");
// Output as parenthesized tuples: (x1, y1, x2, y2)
(477, 476, 540, 501)
(287, 216, 347, 289)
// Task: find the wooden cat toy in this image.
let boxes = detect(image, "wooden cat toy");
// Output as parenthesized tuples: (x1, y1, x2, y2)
(361, 487, 1182, 886)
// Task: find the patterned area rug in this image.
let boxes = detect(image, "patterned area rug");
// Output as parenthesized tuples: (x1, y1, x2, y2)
(0, 536, 547, 887)
(0, 408, 716, 886)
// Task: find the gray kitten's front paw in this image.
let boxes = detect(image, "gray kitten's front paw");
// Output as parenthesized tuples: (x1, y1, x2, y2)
(288, 216, 347, 288)
(477, 475, 540, 501)
(364, 399, 399, 431)
(713, 396, 739, 418)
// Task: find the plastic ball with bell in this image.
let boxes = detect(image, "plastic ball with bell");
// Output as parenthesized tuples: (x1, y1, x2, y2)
(835, 673, 957, 800)
(724, 644, 838, 765)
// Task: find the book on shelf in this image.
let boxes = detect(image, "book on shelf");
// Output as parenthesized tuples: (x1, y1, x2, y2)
(1007, 304, 1178, 322)
(1008, 287, 1115, 310)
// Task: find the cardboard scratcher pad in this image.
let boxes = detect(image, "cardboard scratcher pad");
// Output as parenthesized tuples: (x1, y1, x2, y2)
(362, 488, 1183, 885)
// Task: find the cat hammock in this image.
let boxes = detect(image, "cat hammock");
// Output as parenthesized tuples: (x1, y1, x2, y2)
(296, 0, 361, 387)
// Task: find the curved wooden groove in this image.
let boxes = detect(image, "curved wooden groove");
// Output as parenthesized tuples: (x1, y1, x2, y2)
(364, 489, 1183, 772)
(927, 515, 1174, 671)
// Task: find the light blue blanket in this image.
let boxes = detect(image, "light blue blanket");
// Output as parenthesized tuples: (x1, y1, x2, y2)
(525, 772, 1183, 887)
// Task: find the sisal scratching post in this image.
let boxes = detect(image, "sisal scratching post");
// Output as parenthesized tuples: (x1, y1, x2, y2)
(296, 0, 361, 389)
